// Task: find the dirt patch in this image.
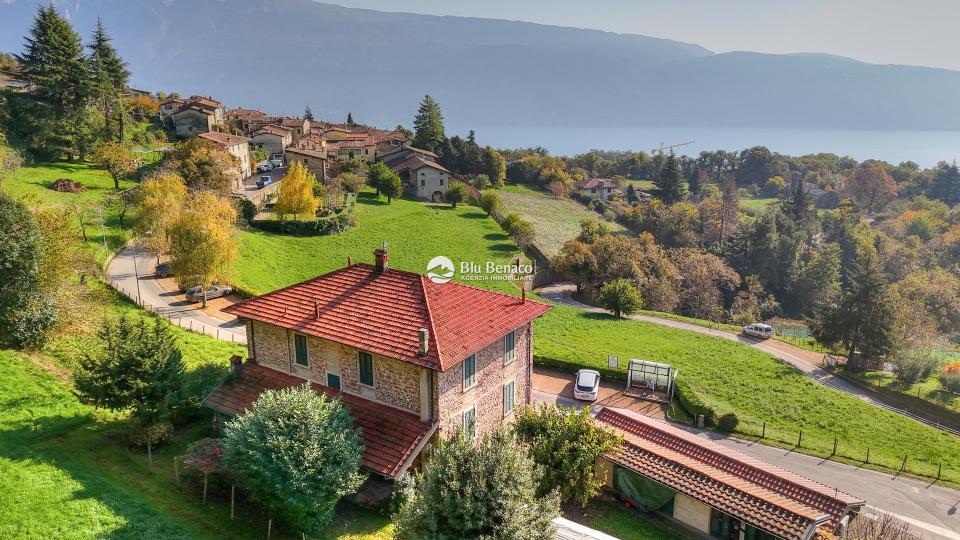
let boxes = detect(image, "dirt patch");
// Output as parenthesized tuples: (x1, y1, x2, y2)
(50, 178, 86, 193)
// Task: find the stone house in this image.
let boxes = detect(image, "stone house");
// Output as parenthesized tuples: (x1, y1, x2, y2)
(205, 248, 551, 480)
(284, 141, 328, 182)
(594, 408, 864, 540)
(575, 178, 619, 201)
(172, 96, 225, 138)
(197, 131, 251, 190)
(158, 98, 184, 118)
(249, 124, 293, 162)
(225, 107, 268, 134)
(391, 156, 452, 201)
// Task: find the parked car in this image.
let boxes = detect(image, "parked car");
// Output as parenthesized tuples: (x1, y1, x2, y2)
(742, 323, 774, 339)
(573, 369, 601, 401)
(185, 285, 233, 303)
(155, 262, 172, 278)
(269, 158, 283, 168)
(256, 176, 273, 188)
(256, 163, 273, 173)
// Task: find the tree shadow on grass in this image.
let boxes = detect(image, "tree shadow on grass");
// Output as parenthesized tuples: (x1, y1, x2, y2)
(484, 232, 509, 241)
(356, 193, 388, 206)
(488, 243, 518, 253)
(460, 211, 488, 220)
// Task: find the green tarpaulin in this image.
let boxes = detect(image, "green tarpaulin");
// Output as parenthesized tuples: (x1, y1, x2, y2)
(614, 466, 675, 511)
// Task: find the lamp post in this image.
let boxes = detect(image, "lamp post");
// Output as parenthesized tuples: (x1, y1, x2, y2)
(131, 247, 142, 305)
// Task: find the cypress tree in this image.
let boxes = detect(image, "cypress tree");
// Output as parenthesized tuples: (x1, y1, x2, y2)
(652, 151, 687, 203)
(346, 111, 354, 125)
(930, 162, 960, 207)
(88, 19, 129, 141)
(304, 105, 314, 121)
(412, 95, 446, 153)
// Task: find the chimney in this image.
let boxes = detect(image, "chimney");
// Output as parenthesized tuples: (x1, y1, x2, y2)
(521, 288, 526, 304)
(374, 242, 389, 273)
(347, 256, 352, 267)
(418, 328, 429, 355)
(230, 354, 244, 376)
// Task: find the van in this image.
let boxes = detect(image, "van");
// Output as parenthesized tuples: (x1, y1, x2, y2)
(742, 323, 774, 339)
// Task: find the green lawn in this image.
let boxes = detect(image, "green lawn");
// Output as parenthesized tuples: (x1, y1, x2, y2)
(2, 162, 137, 264)
(535, 307, 960, 483)
(625, 179, 655, 192)
(570, 500, 681, 540)
(740, 197, 778, 212)
(499, 184, 629, 257)
(232, 191, 525, 295)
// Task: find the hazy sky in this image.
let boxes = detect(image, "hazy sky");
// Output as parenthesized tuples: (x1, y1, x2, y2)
(329, 0, 959, 71)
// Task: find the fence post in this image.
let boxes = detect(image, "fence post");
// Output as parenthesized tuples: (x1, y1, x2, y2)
(832, 437, 837, 456)
(900, 455, 908, 472)
(231, 484, 236, 520)
(797, 430, 802, 448)
(865, 447, 870, 464)
(761, 421, 766, 439)
(938, 462, 942, 481)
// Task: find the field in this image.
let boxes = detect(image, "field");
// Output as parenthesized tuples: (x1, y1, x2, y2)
(232, 191, 525, 295)
(498, 184, 629, 256)
(740, 197, 778, 212)
(535, 306, 960, 482)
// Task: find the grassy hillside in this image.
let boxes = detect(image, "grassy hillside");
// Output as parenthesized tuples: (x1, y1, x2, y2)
(232, 191, 524, 295)
(499, 184, 628, 257)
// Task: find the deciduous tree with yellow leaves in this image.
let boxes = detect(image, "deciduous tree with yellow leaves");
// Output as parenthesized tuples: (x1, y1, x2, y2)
(136, 173, 187, 261)
(275, 161, 319, 220)
(169, 191, 237, 307)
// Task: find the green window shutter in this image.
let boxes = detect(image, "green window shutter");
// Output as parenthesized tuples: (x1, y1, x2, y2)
(463, 407, 476, 439)
(504, 331, 516, 364)
(294, 334, 309, 366)
(503, 381, 515, 415)
(358, 352, 374, 386)
(463, 355, 476, 389)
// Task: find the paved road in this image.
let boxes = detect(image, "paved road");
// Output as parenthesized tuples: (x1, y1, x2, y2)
(539, 282, 952, 431)
(532, 388, 960, 540)
(106, 246, 247, 344)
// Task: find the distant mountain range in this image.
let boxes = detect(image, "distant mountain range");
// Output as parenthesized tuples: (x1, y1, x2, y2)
(2, 0, 960, 133)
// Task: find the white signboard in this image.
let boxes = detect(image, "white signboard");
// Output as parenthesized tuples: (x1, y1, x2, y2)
(607, 355, 618, 369)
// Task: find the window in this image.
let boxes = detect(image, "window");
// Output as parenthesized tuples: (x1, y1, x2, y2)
(358, 352, 374, 386)
(421, 179, 425, 187)
(503, 380, 516, 416)
(421, 171, 426, 176)
(504, 331, 516, 365)
(326, 372, 341, 389)
(294, 334, 309, 366)
(463, 354, 476, 390)
(439, 178, 444, 185)
(463, 406, 476, 439)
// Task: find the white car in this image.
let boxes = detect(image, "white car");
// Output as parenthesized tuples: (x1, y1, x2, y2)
(573, 369, 601, 401)
(742, 323, 774, 339)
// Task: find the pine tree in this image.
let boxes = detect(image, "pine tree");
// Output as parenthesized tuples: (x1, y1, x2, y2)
(346, 111, 354, 125)
(930, 162, 960, 207)
(14, 5, 91, 158)
(88, 18, 129, 141)
(412, 95, 446, 153)
(652, 151, 687, 203)
(303, 105, 314, 121)
(781, 177, 814, 223)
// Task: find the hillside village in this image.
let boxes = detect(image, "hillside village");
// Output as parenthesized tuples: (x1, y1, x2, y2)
(2, 5, 960, 540)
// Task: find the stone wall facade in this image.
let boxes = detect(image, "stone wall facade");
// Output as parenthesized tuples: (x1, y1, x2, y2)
(247, 320, 424, 415)
(435, 322, 532, 438)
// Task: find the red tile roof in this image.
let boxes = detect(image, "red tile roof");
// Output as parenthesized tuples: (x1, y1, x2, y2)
(224, 263, 550, 371)
(595, 408, 863, 540)
(576, 178, 618, 190)
(391, 156, 450, 174)
(205, 361, 435, 478)
(198, 131, 250, 147)
(252, 124, 293, 137)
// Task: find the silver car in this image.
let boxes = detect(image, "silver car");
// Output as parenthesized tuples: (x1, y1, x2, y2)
(185, 285, 233, 303)
(574, 369, 601, 401)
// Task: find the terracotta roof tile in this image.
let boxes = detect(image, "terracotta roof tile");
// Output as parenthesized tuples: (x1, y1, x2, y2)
(391, 156, 450, 174)
(224, 263, 550, 371)
(576, 178, 618, 190)
(204, 361, 436, 478)
(595, 408, 863, 540)
(198, 131, 250, 147)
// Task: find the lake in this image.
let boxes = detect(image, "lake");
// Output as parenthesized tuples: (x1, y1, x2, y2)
(462, 125, 960, 167)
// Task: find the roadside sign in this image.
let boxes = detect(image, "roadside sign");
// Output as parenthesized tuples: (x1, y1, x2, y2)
(608, 355, 618, 369)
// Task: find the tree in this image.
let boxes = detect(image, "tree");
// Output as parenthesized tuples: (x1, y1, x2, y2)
(382, 172, 404, 203)
(670, 249, 741, 322)
(577, 219, 610, 243)
(844, 164, 898, 213)
(136, 173, 187, 259)
(892, 349, 938, 386)
(169, 191, 237, 307)
(0, 140, 23, 189)
(75, 316, 184, 423)
(552, 240, 597, 292)
(162, 138, 237, 194)
(412, 95, 445, 153)
(338, 171, 366, 193)
(87, 19, 130, 141)
(483, 147, 506, 187)
(811, 252, 900, 371)
(652, 151, 687, 204)
(223, 385, 363, 534)
(366, 161, 393, 196)
(597, 279, 643, 317)
(303, 105, 314, 121)
(393, 429, 559, 540)
(478, 189, 502, 215)
(513, 404, 621, 507)
(929, 162, 960, 207)
(345, 111, 354, 125)
(0, 193, 57, 349)
(502, 213, 535, 249)
(444, 181, 468, 208)
(92, 142, 138, 189)
(275, 161, 319, 220)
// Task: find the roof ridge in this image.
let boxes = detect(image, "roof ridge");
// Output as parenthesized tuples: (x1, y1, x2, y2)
(419, 275, 443, 364)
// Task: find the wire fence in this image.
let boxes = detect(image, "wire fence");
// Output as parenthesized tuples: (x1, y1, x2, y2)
(110, 280, 247, 346)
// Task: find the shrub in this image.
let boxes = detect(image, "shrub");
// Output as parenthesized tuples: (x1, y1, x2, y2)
(597, 279, 643, 318)
(129, 419, 174, 448)
(250, 195, 355, 236)
(236, 198, 257, 224)
(392, 429, 558, 540)
(223, 385, 364, 533)
(717, 412, 739, 433)
(940, 371, 960, 394)
(674, 379, 716, 426)
(893, 349, 938, 386)
(445, 181, 468, 208)
(513, 404, 621, 507)
(478, 189, 502, 215)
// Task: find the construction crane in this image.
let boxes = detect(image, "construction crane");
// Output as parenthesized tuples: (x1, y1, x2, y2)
(651, 140, 694, 156)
